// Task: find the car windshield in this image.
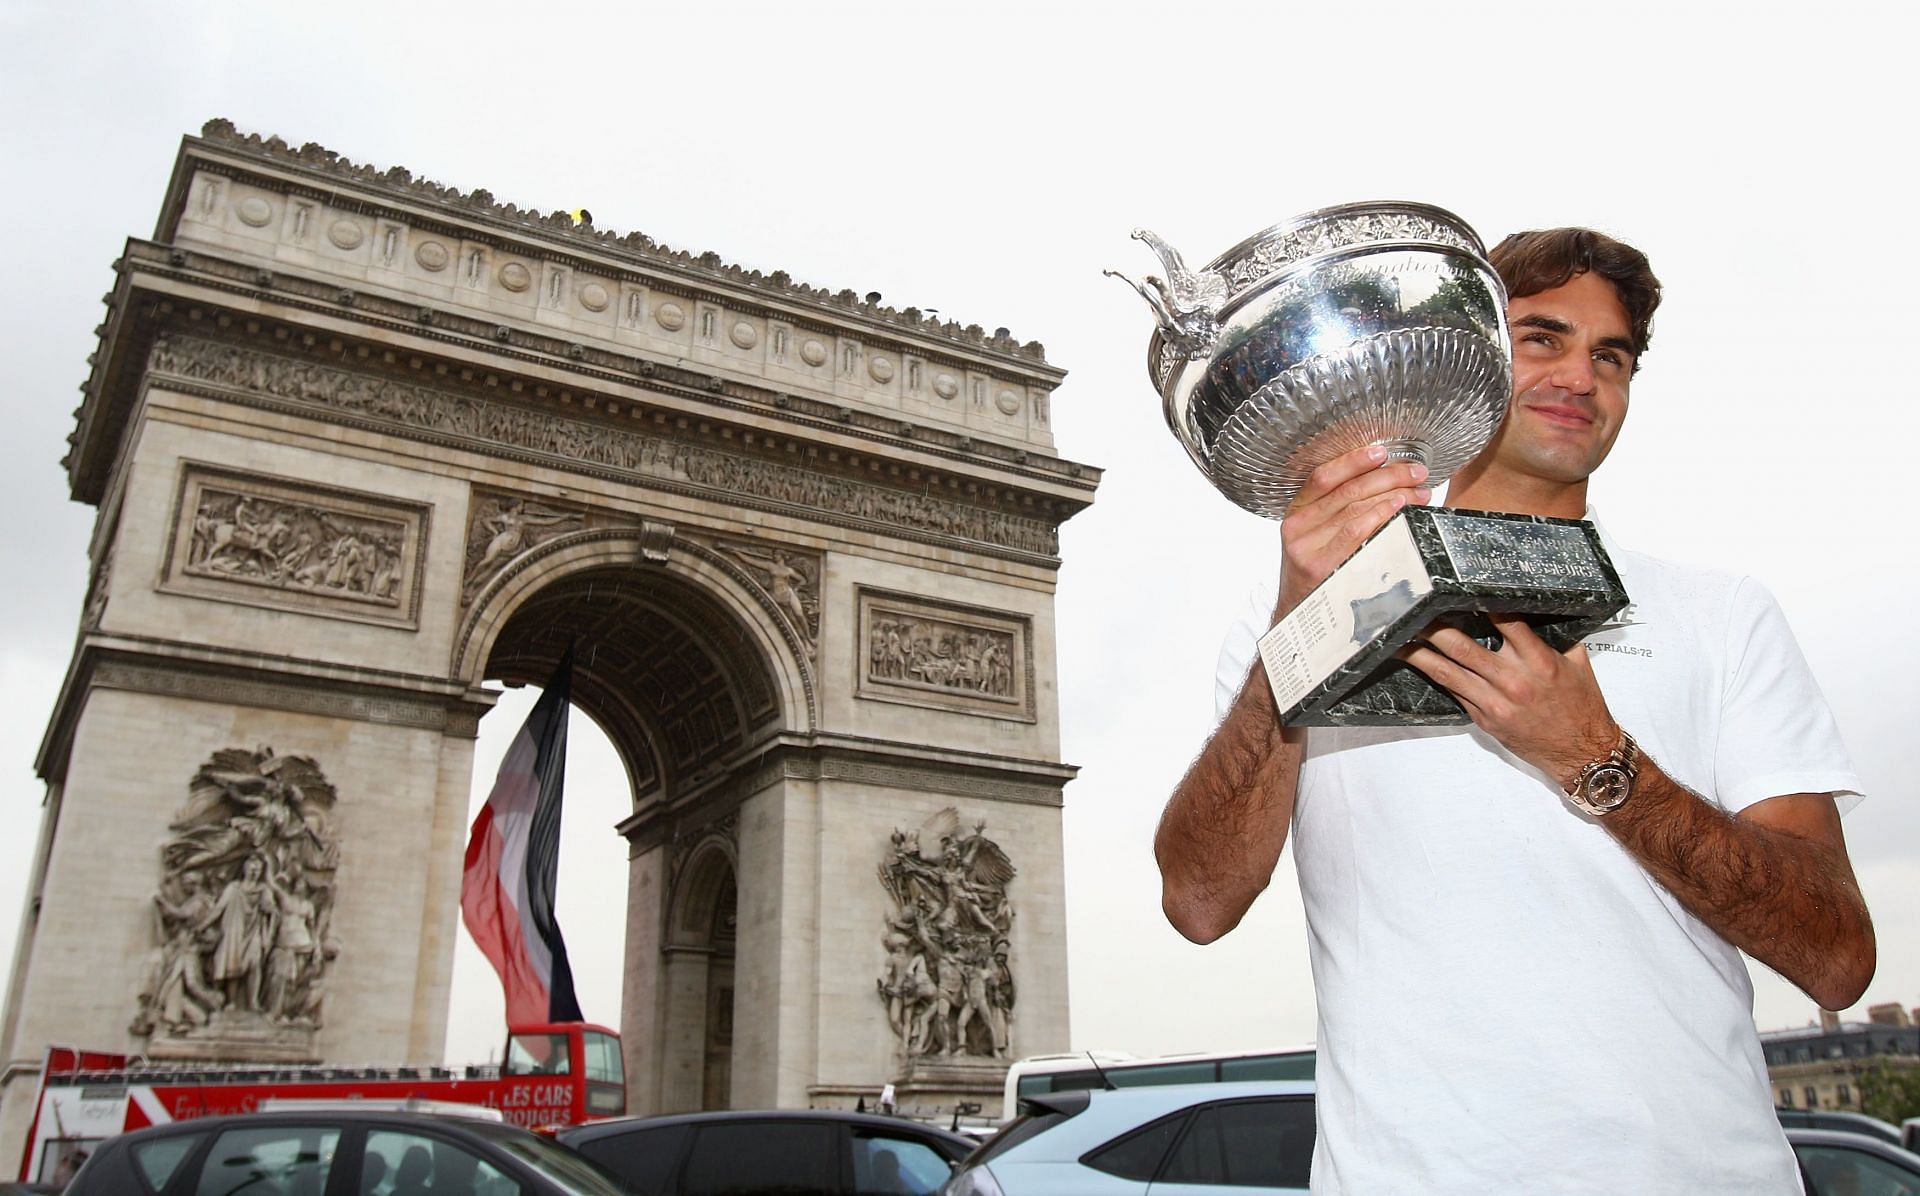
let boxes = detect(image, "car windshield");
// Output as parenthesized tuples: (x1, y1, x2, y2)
(474, 1125, 639, 1195)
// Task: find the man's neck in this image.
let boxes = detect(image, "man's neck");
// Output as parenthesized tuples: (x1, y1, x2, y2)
(1443, 471, 1589, 520)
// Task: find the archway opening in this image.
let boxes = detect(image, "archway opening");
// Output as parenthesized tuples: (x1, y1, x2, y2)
(451, 562, 784, 1107)
(446, 688, 629, 1066)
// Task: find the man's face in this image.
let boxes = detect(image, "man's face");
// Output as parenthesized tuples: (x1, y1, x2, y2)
(1480, 270, 1637, 488)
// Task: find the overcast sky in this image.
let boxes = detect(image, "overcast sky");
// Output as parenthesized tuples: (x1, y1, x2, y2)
(3, 1, 1916, 1072)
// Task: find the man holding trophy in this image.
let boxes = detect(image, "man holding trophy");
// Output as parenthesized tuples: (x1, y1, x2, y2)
(1126, 215, 1874, 1191)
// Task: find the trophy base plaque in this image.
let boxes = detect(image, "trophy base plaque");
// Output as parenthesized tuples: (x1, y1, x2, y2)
(1259, 507, 1627, 726)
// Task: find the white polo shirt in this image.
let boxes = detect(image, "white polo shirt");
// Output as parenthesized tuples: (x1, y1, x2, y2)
(1221, 519, 1862, 1194)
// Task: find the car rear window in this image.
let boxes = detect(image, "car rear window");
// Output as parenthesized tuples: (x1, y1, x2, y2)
(965, 1098, 1087, 1169)
(1159, 1097, 1315, 1188)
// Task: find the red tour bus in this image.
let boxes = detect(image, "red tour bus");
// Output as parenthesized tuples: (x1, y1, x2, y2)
(18, 1021, 623, 1184)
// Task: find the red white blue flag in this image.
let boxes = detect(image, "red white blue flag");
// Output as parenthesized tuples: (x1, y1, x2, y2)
(461, 648, 584, 1025)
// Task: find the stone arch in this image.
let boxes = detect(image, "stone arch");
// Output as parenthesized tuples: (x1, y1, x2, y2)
(664, 828, 738, 1110)
(454, 528, 814, 804)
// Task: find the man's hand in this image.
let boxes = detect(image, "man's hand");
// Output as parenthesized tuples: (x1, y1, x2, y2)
(1400, 613, 1617, 786)
(1403, 614, 1874, 1009)
(1278, 444, 1431, 616)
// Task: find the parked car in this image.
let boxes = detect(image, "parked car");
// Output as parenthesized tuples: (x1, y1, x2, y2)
(62, 1107, 637, 1195)
(1778, 1107, 1905, 1146)
(557, 1109, 974, 1196)
(943, 1081, 1316, 1195)
(1789, 1126, 1920, 1195)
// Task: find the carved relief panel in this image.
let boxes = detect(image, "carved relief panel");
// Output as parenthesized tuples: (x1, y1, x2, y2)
(877, 807, 1015, 1061)
(162, 465, 430, 628)
(461, 491, 588, 605)
(716, 539, 820, 653)
(857, 589, 1032, 721)
(132, 746, 343, 1062)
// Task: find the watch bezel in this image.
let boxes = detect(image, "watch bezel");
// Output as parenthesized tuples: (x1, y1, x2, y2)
(1564, 731, 1639, 816)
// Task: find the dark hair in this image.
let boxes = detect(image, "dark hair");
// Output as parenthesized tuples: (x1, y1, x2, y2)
(1489, 228, 1661, 368)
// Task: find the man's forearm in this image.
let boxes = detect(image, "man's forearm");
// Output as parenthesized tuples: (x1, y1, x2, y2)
(1154, 664, 1303, 944)
(1606, 769, 1874, 1010)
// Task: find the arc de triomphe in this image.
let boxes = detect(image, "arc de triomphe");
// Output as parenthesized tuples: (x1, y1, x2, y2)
(0, 121, 1096, 1167)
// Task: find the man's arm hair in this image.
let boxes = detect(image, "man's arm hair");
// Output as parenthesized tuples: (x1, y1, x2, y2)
(1154, 662, 1304, 944)
(1606, 772, 1874, 1011)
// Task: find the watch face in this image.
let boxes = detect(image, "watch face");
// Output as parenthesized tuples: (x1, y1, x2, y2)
(1585, 765, 1632, 811)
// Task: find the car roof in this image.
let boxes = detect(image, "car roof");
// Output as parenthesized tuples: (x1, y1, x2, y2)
(1030, 1079, 1314, 1111)
(986, 1081, 1317, 1166)
(558, 1107, 973, 1147)
(1785, 1126, 1920, 1158)
(103, 1108, 525, 1145)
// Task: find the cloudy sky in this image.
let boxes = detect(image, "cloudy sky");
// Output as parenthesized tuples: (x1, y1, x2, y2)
(2, 1, 1915, 1070)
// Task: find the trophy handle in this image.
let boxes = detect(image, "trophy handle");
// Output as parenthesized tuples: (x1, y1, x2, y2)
(1107, 228, 1225, 357)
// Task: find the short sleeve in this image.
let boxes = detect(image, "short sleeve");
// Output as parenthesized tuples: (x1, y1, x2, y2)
(1715, 577, 1864, 815)
(1215, 579, 1279, 724)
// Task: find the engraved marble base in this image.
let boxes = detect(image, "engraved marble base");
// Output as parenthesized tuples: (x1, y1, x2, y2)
(892, 1056, 1007, 1108)
(1259, 506, 1627, 726)
(145, 1011, 321, 1064)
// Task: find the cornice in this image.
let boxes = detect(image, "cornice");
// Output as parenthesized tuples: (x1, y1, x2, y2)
(616, 733, 1075, 851)
(36, 637, 492, 783)
(68, 243, 1103, 515)
(186, 120, 1059, 371)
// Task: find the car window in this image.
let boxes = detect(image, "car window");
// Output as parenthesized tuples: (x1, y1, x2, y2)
(133, 1133, 204, 1191)
(965, 1100, 1085, 1168)
(1084, 1111, 1189, 1181)
(196, 1125, 340, 1196)
(850, 1131, 953, 1195)
(1798, 1144, 1920, 1196)
(681, 1121, 838, 1196)
(486, 1131, 636, 1196)
(572, 1124, 691, 1192)
(363, 1129, 518, 1196)
(1159, 1098, 1315, 1188)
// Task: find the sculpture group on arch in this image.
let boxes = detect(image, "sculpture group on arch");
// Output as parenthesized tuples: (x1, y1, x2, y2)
(876, 808, 1016, 1061)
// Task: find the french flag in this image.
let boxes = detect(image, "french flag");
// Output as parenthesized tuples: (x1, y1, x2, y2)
(461, 647, 584, 1025)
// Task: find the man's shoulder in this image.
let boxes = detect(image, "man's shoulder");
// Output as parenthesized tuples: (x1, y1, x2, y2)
(1606, 543, 1762, 611)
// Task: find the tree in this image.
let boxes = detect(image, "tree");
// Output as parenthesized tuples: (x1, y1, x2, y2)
(1857, 1058, 1920, 1125)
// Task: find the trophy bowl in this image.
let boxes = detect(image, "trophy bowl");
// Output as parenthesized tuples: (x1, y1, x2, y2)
(1112, 202, 1513, 520)
(1114, 203, 1629, 726)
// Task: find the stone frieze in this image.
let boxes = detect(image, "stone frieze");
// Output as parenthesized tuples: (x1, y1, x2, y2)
(147, 336, 1059, 559)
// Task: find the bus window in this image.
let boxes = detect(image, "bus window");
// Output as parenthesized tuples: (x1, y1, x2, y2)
(583, 1030, 626, 1115)
(505, 1033, 573, 1076)
(1111, 1060, 1217, 1088)
(1221, 1053, 1316, 1082)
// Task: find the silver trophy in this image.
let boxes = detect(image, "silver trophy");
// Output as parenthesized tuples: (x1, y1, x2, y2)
(1112, 202, 1627, 726)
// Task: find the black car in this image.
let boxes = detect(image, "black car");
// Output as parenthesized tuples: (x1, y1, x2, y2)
(1788, 1126, 1920, 1196)
(63, 1108, 636, 1195)
(556, 1109, 974, 1196)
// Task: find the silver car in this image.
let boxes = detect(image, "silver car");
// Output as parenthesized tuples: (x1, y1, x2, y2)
(943, 1081, 1315, 1195)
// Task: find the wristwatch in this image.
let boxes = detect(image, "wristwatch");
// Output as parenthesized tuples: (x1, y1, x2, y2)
(1564, 728, 1639, 816)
